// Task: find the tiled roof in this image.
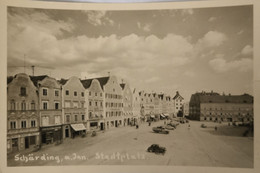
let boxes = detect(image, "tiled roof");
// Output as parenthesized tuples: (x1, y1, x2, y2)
(191, 92, 253, 104)
(30, 75, 48, 87)
(80, 79, 93, 89)
(173, 91, 184, 100)
(58, 78, 68, 85)
(7, 76, 14, 84)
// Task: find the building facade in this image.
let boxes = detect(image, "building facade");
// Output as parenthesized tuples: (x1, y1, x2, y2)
(102, 76, 123, 129)
(30, 75, 63, 145)
(189, 91, 254, 122)
(81, 78, 105, 131)
(173, 91, 184, 116)
(120, 82, 134, 126)
(60, 77, 86, 139)
(7, 73, 40, 153)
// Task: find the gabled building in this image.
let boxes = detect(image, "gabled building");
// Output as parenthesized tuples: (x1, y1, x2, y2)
(7, 73, 40, 153)
(60, 77, 86, 139)
(30, 75, 62, 145)
(101, 76, 123, 129)
(81, 78, 105, 131)
(173, 91, 184, 116)
(120, 82, 133, 126)
(189, 91, 253, 122)
(132, 88, 142, 123)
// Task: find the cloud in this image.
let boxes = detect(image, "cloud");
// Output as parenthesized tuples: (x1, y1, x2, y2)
(197, 31, 227, 48)
(137, 22, 152, 32)
(241, 45, 253, 56)
(145, 77, 160, 83)
(183, 71, 195, 77)
(209, 58, 252, 73)
(84, 10, 114, 26)
(208, 17, 217, 22)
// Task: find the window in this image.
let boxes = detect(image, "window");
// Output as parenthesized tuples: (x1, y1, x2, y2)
(100, 93, 102, 97)
(95, 102, 98, 106)
(42, 116, 49, 126)
(100, 102, 103, 107)
(65, 90, 69, 95)
(31, 120, 36, 127)
(89, 91, 91, 96)
(81, 102, 85, 108)
(74, 91, 77, 96)
(21, 120, 26, 128)
(43, 101, 48, 110)
(73, 102, 79, 108)
(81, 92, 84, 97)
(43, 88, 48, 96)
(55, 102, 59, 110)
(75, 115, 78, 122)
(55, 116, 60, 124)
(55, 90, 59, 96)
(82, 115, 85, 121)
(31, 101, 35, 110)
(65, 101, 70, 108)
(10, 100, 15, 110)
(10, 121, 16, 129)
(66, 115, 70, 123)
(20, 87, 26, 96)
(95, 92, 97, 96)
(89, 101, 92, 106)
(21, 101, 26, 111)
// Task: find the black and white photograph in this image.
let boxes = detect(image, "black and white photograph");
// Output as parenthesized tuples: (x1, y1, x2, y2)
(1, 0, 259, 172)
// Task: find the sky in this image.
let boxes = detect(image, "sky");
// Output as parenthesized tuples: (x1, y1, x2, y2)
(7, 5, 253, 101)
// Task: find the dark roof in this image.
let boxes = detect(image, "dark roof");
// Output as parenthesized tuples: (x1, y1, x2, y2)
(30, 75, 48, 87)
(95, 77, 109, 89)
(7, 76, 14, 84)
(58, 78, 68, 85)
(190, 92, 253, 104)
(81, 79, 94, 89)
(120, 83, 126, 90)
(173, 91, 184, 100)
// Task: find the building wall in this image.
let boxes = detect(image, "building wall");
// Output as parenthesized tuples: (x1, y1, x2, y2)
(7, 73, 40, 153)
(200, 103, 253, 122)
(132, 89, 141, 121)
(61, 76, 86, 138)
(104, 76, 123, 128)
(121, 83, 133, 125)
(85, 79, 105, 130)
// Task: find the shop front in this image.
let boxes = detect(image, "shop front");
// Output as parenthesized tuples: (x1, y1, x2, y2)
(70, 123, 86, 138)
(41, 126, 62, 145)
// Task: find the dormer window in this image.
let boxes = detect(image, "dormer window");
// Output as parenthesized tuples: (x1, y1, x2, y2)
(20, 87, 26, 96)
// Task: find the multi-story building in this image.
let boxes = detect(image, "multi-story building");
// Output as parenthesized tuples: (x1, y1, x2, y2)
(60, 77, 86, 139)
(158, 93, 167, 114)
(189, 91, 254, 122)
(7, 73, 40, 153)
(101, 76, 123, 128)
(30, 75, 62, 145)
(81, 78, 105, 131)
(173, 91, 184, 116)
(152, 93, 160, 115)
(132, 88, 142, 123)
(120, 82, 133, 126)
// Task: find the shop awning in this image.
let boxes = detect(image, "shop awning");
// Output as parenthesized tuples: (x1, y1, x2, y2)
(164, 114, 169, 116)
(71, 124, 86, 131)
(160, 114, 165, 118)
(150, 115, 155, 118)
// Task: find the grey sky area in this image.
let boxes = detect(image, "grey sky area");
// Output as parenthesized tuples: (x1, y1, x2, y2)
(7, 5, 253, 100)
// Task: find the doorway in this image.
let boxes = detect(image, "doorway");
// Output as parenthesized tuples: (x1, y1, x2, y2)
(100, 123, 104, 130)
(115, 120, 118, 127)
(25, 137, 29, 149)
(12, 138, 18, 152)
(65, 128, 70, 138)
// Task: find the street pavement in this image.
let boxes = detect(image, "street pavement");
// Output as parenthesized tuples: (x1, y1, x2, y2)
(8, 120, 253, 167)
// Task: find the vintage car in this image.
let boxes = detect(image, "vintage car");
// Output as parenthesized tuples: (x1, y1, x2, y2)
(164, 125, 175, 130)
(152, 126, 169, 134)
(147, 144, 166, 155)
(168, 122, 178, 128)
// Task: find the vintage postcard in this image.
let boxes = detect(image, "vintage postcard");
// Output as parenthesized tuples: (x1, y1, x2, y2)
(0, 0, 259, 173)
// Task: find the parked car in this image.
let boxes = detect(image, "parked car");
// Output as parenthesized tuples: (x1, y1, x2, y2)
(152, 126, 169, 134)
(164, 125, 174, 130)
(147, 144, 166, 155)
(167, 123, 177, 129)
(201, 124, 207, 128)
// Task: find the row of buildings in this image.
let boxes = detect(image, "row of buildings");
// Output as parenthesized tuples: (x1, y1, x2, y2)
(7, 73, 184, 153)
